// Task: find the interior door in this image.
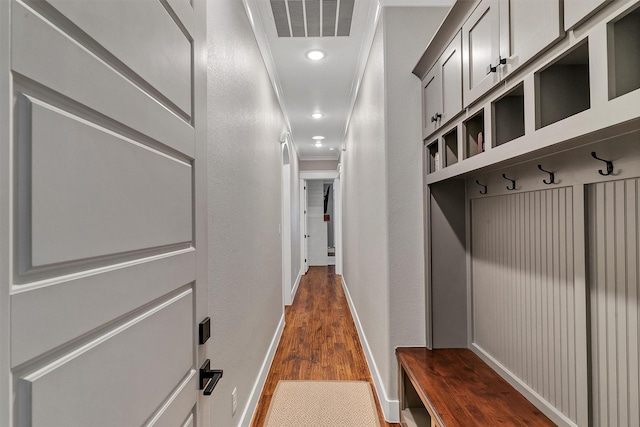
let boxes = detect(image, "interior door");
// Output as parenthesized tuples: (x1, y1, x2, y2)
(307, 180, 328, 266)
(1, 0, 209, 425)
(302, 180, 310, 273)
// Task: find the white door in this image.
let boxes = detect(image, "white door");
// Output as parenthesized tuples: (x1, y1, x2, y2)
(307, 181, 328, 266)
(0, 1, 209, 426)
(301, 179, 309, 274)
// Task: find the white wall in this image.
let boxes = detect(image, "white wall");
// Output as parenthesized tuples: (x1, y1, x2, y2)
(207, 1, 287, 425)
(384, 3, 449, 386)
(341, 8, 392, 414)
(289, 144, 302, 295)
(341, 6, 448, 421)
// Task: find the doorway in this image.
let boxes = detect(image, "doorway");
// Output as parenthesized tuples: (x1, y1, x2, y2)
(300, 170, 341, 275)
(281, 142, 292, 305)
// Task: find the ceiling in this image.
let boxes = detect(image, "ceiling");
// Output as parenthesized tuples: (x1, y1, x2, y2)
(243, 0, 454, 161)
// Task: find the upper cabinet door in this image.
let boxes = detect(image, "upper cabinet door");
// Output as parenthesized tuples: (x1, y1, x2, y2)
(500, 0, 564, 76)
(440, 31, 463, 125)
(462, 0, 501, 107)
(564, 0, 613, 30)
(423, 66, 442, 137)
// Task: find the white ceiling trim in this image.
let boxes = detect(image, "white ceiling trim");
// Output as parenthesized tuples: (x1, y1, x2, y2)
(340, 0, 382, 152)
(241, 0, 295, 146)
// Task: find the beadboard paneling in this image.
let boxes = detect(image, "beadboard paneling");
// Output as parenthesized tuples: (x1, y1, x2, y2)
(588, 178, 640, 427)
(471, 187, 577, 423)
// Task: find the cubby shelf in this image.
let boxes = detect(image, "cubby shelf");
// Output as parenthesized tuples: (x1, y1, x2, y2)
(464, 111, 484, 159)
(536, 41, 590, 129)
(493, 84, 525, 146)
(444, 128, 458, 167)
(609, 4, 640, 99)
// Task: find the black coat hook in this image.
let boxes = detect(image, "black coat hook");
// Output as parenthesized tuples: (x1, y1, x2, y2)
(502, 174, 516, 191)
(591, 152, 613, 176)
(537, 164, 555, 184)
(476, 180, 487, 194)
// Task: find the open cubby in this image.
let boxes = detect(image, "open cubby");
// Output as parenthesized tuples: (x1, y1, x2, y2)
(608, 5, 640, 99)
(427, 140, 439, 174)
(536, 41, 590, 129)
(464, 111, 484, 159)
(443, 128, 458, 167)
(493, 84, 525, 146)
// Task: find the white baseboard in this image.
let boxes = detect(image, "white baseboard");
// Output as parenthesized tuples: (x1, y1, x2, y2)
(238, 313, 285, 427)
(340, 276, 400, 423)
(470, 343, 576, 427)
(290, 270, 302, 303)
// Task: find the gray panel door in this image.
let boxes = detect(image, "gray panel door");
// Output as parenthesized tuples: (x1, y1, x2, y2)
(0, 0, 208, 425)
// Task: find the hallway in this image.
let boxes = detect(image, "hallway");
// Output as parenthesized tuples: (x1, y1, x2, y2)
(251, 267, 400, 426)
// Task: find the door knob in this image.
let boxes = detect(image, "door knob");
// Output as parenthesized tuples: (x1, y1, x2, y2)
(199, 359, 223, 396)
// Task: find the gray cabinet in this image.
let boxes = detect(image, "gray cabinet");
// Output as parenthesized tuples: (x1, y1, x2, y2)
(500, 0, 564, 76)
(463, 0, 563, 106)
(564, 0, 612, 29)
(422, 66, 441, 136)
(422, 32, 462, 136)
(462, 0, 501, 107)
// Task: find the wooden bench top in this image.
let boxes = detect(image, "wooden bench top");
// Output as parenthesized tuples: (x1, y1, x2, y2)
(396, 347, 555, 427)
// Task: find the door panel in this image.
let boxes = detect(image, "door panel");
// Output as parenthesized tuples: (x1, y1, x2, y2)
(422, 67, 441, 136)
(3, 0, 208, 425)
(564, 0, 612, 30)
(307, 181, 328, 266)
(19, 290, 192, 427)
(502, 0, 563, 75)
(11, 1, 194, 156)
(440, 31, 462, 125)
(45, 0, 192, 117)
(11, 250, 195, 366)
(24, 96, 192, 268)
(462, 0, 500, 106)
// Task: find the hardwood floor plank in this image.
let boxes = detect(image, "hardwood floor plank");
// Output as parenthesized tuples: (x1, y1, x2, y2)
(250, 266, 400, 426)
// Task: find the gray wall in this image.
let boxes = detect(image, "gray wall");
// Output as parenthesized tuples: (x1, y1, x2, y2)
(341, 6, 448, 419)
(207, 1, 287, 425)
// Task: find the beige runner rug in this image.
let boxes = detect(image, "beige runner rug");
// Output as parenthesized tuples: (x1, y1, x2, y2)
(264, 380, 381, 427)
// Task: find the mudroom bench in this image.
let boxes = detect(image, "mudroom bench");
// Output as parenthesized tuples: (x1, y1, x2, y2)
(396, 347, 555, 427)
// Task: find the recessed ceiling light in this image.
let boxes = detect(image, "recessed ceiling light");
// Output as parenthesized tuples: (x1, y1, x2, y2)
(312, 112, 324, 119)
(306, 50, 326, 61)
(329, 147, 335, 151)
(315, 142, 323, 147)
(312, 136, 325, 140)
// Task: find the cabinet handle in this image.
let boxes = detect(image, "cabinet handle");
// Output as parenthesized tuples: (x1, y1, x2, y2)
(487, 57, 507, 74)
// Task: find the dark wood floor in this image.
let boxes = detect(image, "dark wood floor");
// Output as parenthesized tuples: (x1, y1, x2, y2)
(251, 266, 400, 426)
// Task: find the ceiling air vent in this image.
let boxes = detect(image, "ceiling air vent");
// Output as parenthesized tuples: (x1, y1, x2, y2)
(270, 0, 354, 37)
